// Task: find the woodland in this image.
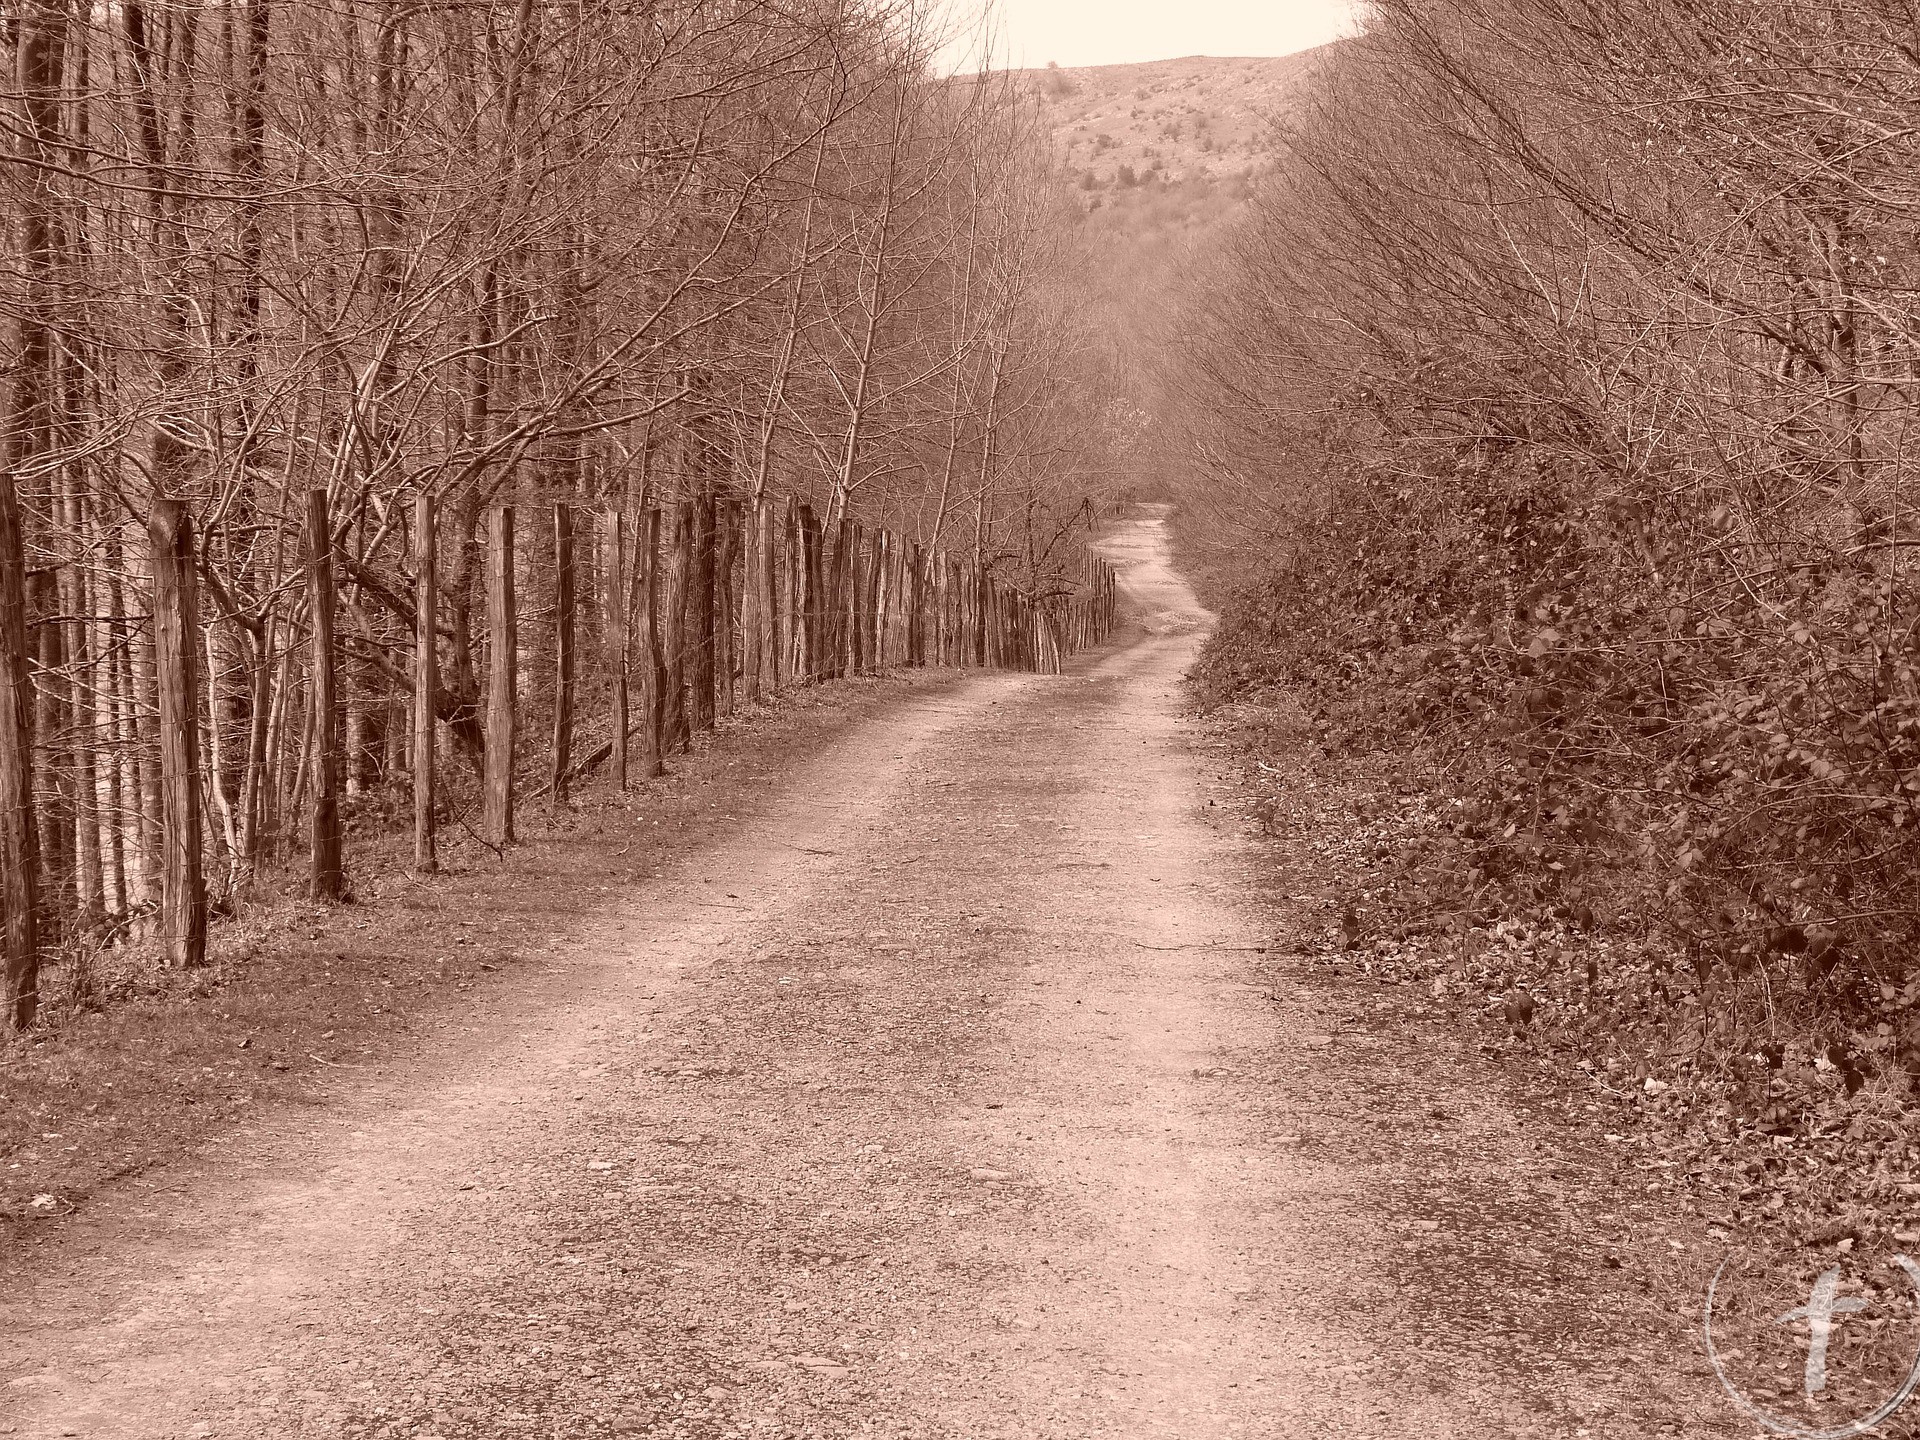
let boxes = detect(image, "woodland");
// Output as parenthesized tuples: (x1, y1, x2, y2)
(1177, 0, 1920, 1160)
(0, 0, 1125, 1032)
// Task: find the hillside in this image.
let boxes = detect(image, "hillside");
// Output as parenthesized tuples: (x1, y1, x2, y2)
(1024, 51, 1334, 498)
(1028, 51, 1329, 197)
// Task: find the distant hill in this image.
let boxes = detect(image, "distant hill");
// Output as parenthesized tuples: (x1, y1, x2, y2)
(1018, 51, 1337, 500)
(1025, 51, 1330, 196)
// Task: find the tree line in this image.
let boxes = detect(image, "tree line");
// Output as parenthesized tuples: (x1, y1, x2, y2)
(0, 0, 1126, 1029)
(1178, 1, 1920, 1038)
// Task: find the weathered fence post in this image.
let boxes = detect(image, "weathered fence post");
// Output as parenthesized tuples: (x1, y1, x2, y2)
(484, 506, 516, 846)
(412, 492, 437, 873)
(689, 491, 714, 732)
(781, 498, 800, 682)
(664, 500, 691, 750)
(847, 523, 867, 676)
(797, 503, 821, 681)
(820, 519, 844, 679)
(861, 528, 881, 673)
(606, 509, 629, 791)
(908, 543, 925, 667)
(551, 503, 576, 804)
(760, 499, 781, 691)
(972, 561, 988, 668)
(740, 502, 762, 704)
(150, 496, 206, 967)
(639, 506, 666, 778)
(716, 498, 736, 719)
(876, 530, 891, 673)
(306, 488, 345, 901)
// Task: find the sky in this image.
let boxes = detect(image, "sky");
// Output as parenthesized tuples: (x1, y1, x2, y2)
(943, 0, 1365, 71)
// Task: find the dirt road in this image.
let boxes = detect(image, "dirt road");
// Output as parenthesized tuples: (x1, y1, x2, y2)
(2, 509, 1723, 1438)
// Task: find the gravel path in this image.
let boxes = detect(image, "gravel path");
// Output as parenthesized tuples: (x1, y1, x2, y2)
(2, 509, 1720, 1439)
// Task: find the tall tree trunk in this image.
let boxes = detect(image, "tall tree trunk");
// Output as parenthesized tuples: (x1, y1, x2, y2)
(1, 0, 66, 1019)
(149, 498, 205, 969)
(0, 464, 39, 1028)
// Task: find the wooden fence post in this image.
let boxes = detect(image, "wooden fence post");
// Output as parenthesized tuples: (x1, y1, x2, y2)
(872, 529, 890, 669)
(306, 488, 345, 901)
(412, 492, 437, 873)
(716, 498, 736, 720)
(149, 496, 206, 968)
(664, 501, 691, 750)
(819, 518, 841, 679)
(760, 499, 781, 691)
(740, 500, 761, 704)
(484, 505, 516, 846)
(972, 561, 987, 668)
(908, 543, 925, 667)
(938, 554, 951, 665)
(607, 509, 628, 791)
(551, 503, 576, 804)
(689, 491, 714, 732)
(847, 523, 866, 676)
(638, 506, 666, 777)
(861, 528, 881, 673)
(798, 502, 821, 681)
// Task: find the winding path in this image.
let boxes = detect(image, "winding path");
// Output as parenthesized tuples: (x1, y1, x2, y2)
(2, 508, 1706, 1439)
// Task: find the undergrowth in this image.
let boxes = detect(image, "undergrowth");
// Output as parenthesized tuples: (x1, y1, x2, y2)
(1194, 451, 1920, 1265)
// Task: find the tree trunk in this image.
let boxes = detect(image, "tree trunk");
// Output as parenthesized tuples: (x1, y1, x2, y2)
(0, 465, 39, 1028)
(149, 497, 205, 969)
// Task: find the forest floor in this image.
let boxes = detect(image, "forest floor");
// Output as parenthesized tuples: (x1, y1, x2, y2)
(0, 509, 1764, 1438)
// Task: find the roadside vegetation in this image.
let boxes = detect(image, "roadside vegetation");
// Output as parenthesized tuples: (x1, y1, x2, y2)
(1167, 0, 1920, 1290)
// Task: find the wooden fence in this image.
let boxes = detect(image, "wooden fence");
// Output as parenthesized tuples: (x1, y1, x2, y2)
(138, 491, 1119, 970)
